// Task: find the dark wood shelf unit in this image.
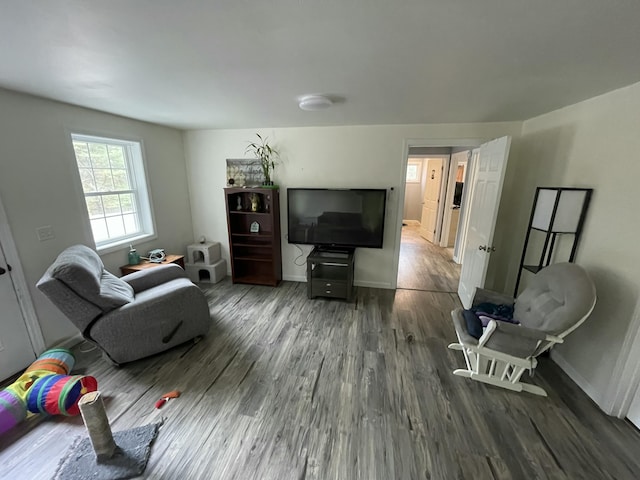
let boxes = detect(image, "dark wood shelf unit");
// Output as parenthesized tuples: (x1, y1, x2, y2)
(234, 255, 274, 262)
(225, 187, 282, 286)
(233, 243, 272, 248)
(232, 233, 272, 238)
(229, 211, 271, 216)
(306, 247, 355, 301)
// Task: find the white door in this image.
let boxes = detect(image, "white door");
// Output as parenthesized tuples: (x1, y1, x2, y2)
(0, 243, 35, 379)
(419, 158, 443, 243)
(457, 136, 512, 308)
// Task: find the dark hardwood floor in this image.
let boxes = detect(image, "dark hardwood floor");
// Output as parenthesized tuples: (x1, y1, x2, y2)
(397, 224, 461, 293)
(1, 279, 639, 479)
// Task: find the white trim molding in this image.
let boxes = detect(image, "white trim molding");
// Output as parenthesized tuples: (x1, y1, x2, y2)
(392, 138, 484, 290)
(0, 195, 46, 355)
(602, 297, 640, 417)
(54, 333, 85, 351)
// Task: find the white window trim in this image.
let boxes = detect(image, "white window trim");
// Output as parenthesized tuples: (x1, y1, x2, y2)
(70, 133, 157, 253)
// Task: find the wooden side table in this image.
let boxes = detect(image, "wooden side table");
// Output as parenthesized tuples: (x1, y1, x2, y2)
(119, 254, 185, 276)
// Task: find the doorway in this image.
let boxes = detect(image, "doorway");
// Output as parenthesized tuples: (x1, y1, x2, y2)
(0, 196, 43, 380)
(397, 148, 470, 293)
(397, 223, 461, 291)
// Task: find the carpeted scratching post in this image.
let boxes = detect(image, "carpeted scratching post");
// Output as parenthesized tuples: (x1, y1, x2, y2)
(54, 390, 161, 480)
(78, 391, 117, 461)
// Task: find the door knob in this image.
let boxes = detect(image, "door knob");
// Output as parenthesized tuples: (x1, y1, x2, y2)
(478, 245, 496, 252)
(478, 245, 487, 251)
(0, 266, 6, 275)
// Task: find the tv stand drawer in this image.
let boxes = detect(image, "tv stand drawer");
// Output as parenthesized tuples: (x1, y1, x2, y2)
(311, 280, 347, 299)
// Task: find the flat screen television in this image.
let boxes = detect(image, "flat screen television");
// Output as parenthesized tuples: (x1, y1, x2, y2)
(287, 188, 387, 249)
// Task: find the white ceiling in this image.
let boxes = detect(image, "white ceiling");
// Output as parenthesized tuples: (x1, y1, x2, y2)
(2, 1, 640, 130)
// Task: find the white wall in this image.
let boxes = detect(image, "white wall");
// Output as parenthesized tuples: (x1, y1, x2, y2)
(184, 122, 522, 288)
(0, 89, 194, 347)
(491, 81, 640, 408)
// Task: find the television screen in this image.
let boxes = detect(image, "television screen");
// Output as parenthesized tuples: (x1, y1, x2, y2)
(287, 188, 387, 249)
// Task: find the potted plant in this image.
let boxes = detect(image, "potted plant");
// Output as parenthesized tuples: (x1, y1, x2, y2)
(246, 133, 279, 187)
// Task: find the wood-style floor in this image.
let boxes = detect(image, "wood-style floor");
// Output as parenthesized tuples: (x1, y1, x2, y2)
(397, 224, 461, 292)
(2, 280, 640, 479)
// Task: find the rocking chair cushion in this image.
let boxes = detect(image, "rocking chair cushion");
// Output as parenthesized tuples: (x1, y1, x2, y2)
(482, 320, 547, 358)
(462, 309, 483, 339)
(514, 263, 596, 335)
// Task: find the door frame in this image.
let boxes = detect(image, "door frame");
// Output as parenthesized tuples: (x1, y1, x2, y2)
(603, 296, 640, 418)
(440, 150, 470, 249)
(391, 138, 483, 289)
(453, 149, 479, 264)
(0, 195, 45, 355)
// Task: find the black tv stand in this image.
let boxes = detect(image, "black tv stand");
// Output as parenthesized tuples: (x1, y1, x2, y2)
(313, 246, 355, 258)
(306, 247, 355, 301)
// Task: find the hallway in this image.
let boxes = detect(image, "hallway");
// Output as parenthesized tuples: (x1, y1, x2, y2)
(397, 224, 461, 292)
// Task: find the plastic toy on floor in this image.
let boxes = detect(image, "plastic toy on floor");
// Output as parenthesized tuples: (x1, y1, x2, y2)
(155, 390, 181, 409)
(0, 348, 98, 435)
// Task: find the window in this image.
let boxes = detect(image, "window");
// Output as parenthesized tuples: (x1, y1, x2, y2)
(406, 160, 423, 183)
(71, 134, 155, 250)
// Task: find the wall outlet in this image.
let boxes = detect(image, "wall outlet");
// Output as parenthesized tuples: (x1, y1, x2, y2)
(36, 225, 55, 242)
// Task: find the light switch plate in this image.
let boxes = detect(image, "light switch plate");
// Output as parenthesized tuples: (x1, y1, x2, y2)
(36, 225, 55, 241)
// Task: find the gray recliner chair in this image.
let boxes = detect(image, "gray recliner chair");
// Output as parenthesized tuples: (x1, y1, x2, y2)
(37, 244, 211, 365)
(449, 262, 596, 396)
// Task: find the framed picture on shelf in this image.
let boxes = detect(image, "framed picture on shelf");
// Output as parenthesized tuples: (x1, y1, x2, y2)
(226, 159, 264, 187)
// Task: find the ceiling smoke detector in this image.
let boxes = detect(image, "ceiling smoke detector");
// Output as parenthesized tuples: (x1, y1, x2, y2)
(298, 95, 333, 111)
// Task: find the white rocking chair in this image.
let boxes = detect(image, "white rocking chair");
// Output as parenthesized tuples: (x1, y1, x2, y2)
(449, 262, 596, 396)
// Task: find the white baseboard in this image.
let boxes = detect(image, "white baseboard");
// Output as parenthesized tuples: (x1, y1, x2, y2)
(354, 281, 393, 290)
(283, 274, 306, 282)
(280, 275, 393, 290)
(52, 333, 84, 351)
(550, 350, 603, 408)
(403, 219, 420, 226)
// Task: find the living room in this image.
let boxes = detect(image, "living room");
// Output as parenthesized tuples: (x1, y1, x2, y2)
(1, 2, 640, 478)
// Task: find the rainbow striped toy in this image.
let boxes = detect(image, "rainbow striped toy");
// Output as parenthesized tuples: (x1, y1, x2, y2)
(0, 348, 98, 435)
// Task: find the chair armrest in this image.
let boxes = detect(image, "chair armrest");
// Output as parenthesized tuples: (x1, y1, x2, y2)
(122, 264, 188, 293)
(479, 320, 548, 358)
(472, 288, 514, 309)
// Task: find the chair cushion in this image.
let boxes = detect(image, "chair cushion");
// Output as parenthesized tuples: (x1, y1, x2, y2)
(515, 262, 596, 335)
(51, 245, 103, 299)
(50, 244, 133, 312)
(95, 271, 135, 311)
(462, 309, 483, 339)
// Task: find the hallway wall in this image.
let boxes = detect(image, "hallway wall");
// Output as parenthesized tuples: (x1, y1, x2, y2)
(403, 158, 427, 221)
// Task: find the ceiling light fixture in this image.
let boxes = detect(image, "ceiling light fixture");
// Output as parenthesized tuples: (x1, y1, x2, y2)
(298, 95, 333, 111)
